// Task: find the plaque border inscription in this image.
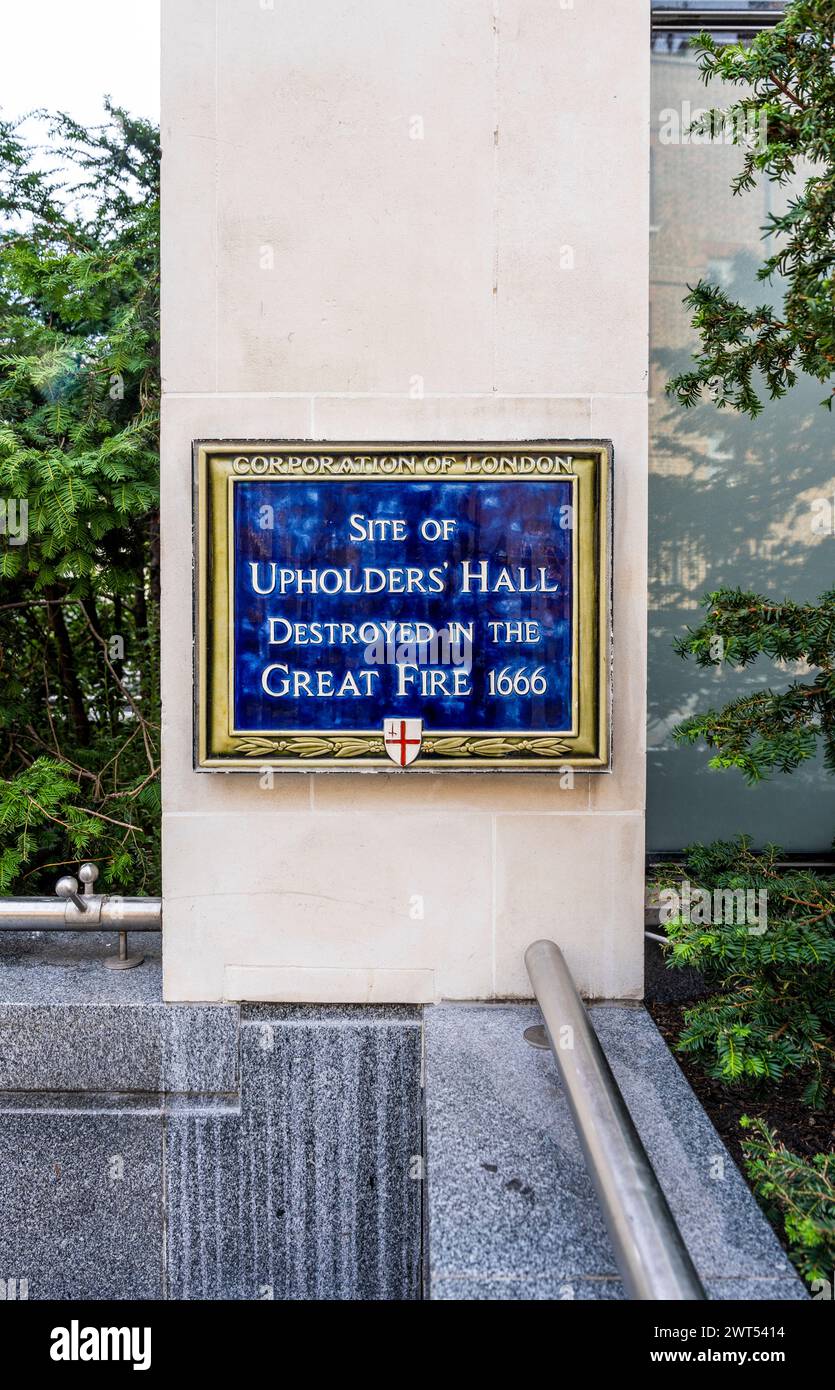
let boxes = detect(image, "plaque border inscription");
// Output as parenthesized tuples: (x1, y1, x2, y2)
(194, 441, 612, 772)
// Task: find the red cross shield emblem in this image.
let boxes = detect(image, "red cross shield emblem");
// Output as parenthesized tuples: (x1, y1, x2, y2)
(383, 718, 423, 768)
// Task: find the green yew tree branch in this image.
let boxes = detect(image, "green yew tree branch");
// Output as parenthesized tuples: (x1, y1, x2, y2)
(666, 1, 835, 416)
(673, 587, 835, 781)
(0, 104, 161, 893)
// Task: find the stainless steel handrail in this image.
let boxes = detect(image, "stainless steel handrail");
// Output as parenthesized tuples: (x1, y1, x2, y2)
(0, 864, 161, 969)
(0, 897, 161, 931)
(525, 939, 706, 1301)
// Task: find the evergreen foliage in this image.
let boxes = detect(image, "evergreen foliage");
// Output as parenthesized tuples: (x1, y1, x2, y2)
(0, 104, 160, 893)
(667, 0, 835, 416)
(661, 838, 835, 1106)
(741, 1116, 835, 1285)
(673, 587, 835, 782)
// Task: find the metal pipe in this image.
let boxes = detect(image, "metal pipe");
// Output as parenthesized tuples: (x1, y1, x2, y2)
(0, 897, 161, 932)
(525, 939, 706, 1301)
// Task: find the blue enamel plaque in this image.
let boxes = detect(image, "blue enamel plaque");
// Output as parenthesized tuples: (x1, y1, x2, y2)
(196, 444, 609, 771)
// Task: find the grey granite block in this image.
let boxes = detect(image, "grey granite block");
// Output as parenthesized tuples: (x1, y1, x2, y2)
(425, 1003, 616, 1292)
(0, 930, 163, 1001)
(162, 1006, 239, 1094)
(424, 1003, 807, 1301)
(423, 1273, 809, 1302)
(164, 1097, 244, 1300)
(0, 1003, 149, 1091)
(431, 1274, 624, 1300)
(0, 934, 239, 1093)
(705, 1277, 812, 1301)
(244, 1003, 422, 1023)
(166, 1006, 423, 1300)
(0, 1092, 163, 1300)
(0, 1000, 238, 1093)
(0, 940, 421, 1301)
(242, 1006, 422, 1301)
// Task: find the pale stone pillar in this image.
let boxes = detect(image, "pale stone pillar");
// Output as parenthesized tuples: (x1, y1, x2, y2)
(160, 0, 649, 1002)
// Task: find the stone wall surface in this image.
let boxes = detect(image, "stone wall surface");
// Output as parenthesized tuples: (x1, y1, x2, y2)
(160, 0, 650, 1003)
(166, 1005, 422, 1300)
(0, 939, 421, 1300)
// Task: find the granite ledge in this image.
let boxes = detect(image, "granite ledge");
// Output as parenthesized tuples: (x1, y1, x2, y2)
(0, 932, 239, 1094)
(424, 1002, 807, 1301)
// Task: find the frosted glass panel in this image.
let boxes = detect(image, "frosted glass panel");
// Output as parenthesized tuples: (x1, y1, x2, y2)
(648, 38, 835, 851)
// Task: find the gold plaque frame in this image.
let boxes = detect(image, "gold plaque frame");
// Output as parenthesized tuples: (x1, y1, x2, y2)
(194, 441, 612, 772)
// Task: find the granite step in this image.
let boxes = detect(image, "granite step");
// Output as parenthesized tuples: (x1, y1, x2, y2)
(423, 1002, 807, 1301)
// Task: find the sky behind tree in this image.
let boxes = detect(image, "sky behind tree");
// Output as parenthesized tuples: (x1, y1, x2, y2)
(0, 0, 159, 125)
